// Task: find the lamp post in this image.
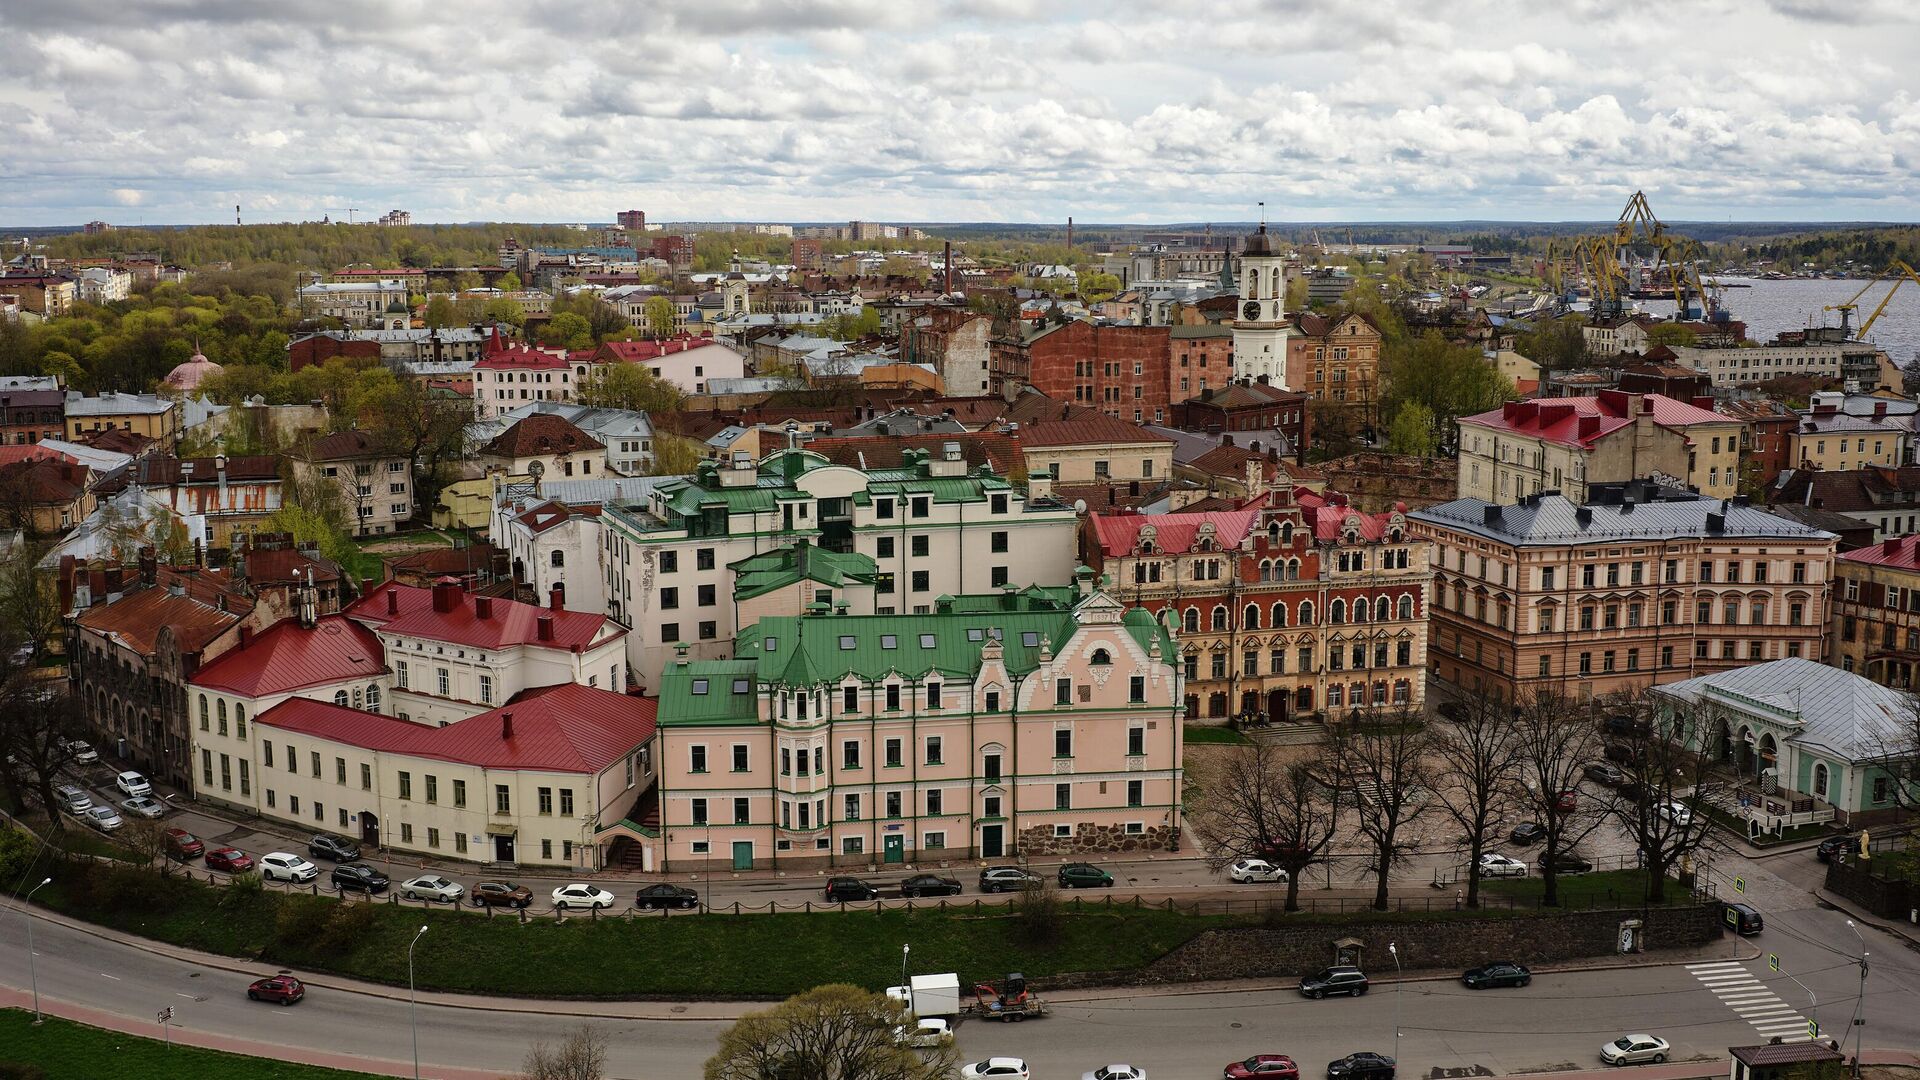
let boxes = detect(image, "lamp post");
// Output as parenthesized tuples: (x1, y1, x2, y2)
(1387, 941, 1402, 1066)
(25, 876, 50, 1025)
(408, 924, 428, 1080)
(901, 943, 910, 989)
(1844, 919, 1869, 1078)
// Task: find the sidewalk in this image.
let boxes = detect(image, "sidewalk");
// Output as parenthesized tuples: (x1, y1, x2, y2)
(1813, 885, 1920, 949)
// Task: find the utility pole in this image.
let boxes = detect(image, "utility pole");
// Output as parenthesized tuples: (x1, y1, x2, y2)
(1844, 919, 1869, 1078)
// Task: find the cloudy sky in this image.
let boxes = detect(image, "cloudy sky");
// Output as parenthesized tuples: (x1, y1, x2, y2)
(2, 0, 1916, 226)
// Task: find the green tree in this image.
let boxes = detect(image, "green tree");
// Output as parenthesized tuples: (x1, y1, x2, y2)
(648, 434, 704, 476)
(705, 985, 957, 1080)
(541, 312, 594, 351)
(452, 270, 484, 293)
(482, 297, 528, 330)
(1645, 323, 1698, 348)
(1385, 402, 1439, 458)
(263, 502, 358, 575)
(578, 363, 685, 415)
(497, 271, 522, 293)
(1380, 332, 1514, 446)
(643, 296, 677, 339)
(1078, 271, 1121, 302)
(424, 295, 457, 329)
(1513, 315, 1588, 372)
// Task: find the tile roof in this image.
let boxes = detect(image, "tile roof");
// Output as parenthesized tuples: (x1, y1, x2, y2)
(189, 615, 387, 696)
(1411, 493, 1833, 546)
(1460, 391, 1730, 449)
(1653, 657, 1909, 763)
(347, 580, 618, 652)
(256, 683, 657, 773)
(308, 430, 395, 461)
(1018, 413, 1177, 449)
(480, 414, 604, 458)
(1090, 507, 1262, 556)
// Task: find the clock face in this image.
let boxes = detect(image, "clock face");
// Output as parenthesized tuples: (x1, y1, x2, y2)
(1243, 301, 1262, 320)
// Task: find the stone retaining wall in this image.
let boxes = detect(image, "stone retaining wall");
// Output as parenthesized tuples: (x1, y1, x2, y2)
(1015, 822, 1177, 856)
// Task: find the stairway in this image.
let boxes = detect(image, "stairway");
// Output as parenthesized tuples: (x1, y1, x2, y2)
(1248, 722, 1329, 748)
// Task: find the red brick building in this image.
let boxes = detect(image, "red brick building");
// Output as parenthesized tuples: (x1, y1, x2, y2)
(1171, 382, 1311, 450)
(996, 321, 1174, 424)
(1718, 397, 1798, 489)
(288, 332, 383, 373)
(1170, 324, 1234, 400)
(792, 238, 824, 271)
(0, 389, 65, 446)
(652, 235, 695, 269)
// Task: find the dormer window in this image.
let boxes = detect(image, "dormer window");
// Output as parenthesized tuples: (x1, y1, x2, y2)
(1090, 648, 1112, 666)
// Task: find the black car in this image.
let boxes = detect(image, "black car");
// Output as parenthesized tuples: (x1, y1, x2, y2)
(1583, 762, 1627, 786)
(308, 833, 362, 862)
(1604, 714, 1650, 736)
(1509, 822, 1546, 845)
(1721, 902, 1765, 936)
(1058, 862, 1114, 888)
(1327, 1053, 1395, 1080)
(330, 862, 390, 893)
(1462, 961, 1532, 989)
(1603, 742, 1639, 765)
(978, 866, 1042, 893)
(1536, 851, 1593, 874)
(824, 877, 879, 902)
(1298, 967, 1369, 999)
(635, 883, 700, 910)
(1816, 834, 1854, 863)
(900, 873, 963, 898)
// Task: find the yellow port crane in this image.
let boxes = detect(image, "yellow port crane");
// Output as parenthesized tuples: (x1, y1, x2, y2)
(1825, 260, 1920, 339)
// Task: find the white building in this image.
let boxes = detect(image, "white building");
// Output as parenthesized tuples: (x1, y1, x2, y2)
(492, 498, 606, 615)
(297, 279, 412, 329)
(1232, 228, 1293, 387)
(76, 267, 133, 304)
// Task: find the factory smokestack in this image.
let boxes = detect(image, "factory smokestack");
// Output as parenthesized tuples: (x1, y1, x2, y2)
(943, 240, 953, 294)
(1066, 216, 1073, 249)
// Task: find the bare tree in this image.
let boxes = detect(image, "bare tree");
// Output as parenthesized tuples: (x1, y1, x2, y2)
(705, 984, 958, 1080)
(1603, 692, 1726, 902)
(524, 1024, 611, 1080)
(1511, 693, 1611, 907)
(1431, 691, 1524, 908)
(1863, 694, 1920, 815)
(0, 646, 81, 824)
(1328, 710, 1433, 910)
(1189, 742, 1339, 912)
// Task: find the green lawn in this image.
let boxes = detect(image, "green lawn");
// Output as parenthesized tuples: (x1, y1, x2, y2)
(1184, 725, 1252, 745)
(1482, 868, 1692, 908)
(0, 1010, 390, 1080)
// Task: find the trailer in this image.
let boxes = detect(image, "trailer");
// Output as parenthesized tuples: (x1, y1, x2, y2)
(967, 972, 1049, 1022)
(885, 972, 962, 1019)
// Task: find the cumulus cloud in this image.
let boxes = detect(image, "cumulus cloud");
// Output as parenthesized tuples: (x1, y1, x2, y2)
(0, 0, 1912, 224)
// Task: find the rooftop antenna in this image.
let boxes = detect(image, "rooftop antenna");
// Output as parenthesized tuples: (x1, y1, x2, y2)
(1259, 201, 1267, 228)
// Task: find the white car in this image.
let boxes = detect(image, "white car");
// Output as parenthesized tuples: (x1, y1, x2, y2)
(1477, 853, 1528, 878)
(65, 740, 99, 764)
(1600, 1034, 1669, 1065)
(1660, 801, 1693, 827)
(1229, 858, 1289, 884)
(552, 883, 616, 910)
(963, 1059, 1031, 1080)
(120, 795, 165, 819)
(401, 876, 465, 904)
(895, 1018, 953, 1048)
(114, 771, 151, 798)
(84, 805, 124, 832)
(261, 852, 319, 883)
(1084, 1067, 1147, 1080)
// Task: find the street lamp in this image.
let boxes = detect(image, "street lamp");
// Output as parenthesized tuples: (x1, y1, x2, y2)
(25, 876, 50, 1025)
(1844, 919, 1869, 1077)
(901, 943, 910, 989)
(408, 924, 428, 1080)
(1387, 941, 1402, 1066)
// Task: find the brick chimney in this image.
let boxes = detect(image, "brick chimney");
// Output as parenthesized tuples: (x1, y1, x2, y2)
(474, 595, 493, 620)
(549, 583, 565, 610)
(501, 711, 513, 740)
(386, 588, 400, 615)
(432, 578, 459, 613)
(536, 614, 554, 642)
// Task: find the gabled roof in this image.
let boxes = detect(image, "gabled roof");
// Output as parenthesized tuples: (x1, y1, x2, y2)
(1653, 657, 1910, 763)
(730, 540, 879, 601)
(1018, 413, 1176, 449)
(1840, 533, 1920, 569)
(1185, 382, 1304, 409)
(480, 414, 604, 458)
(509, 500, 578, 536)
(1089, 507, 1262, 557)
(189, 615, 387, 696)
(256, 684, 656, 773)
(76, 584, 242, 656)
(0, 457, 88, 503)
(308, 430, 395, 461)
(347, 580, 618, 652)
(1188, 442, 1275, 479)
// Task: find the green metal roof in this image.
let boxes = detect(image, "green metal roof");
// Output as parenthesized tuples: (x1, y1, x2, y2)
(657, 658, 760, 725)
(730, 541, 879, 602)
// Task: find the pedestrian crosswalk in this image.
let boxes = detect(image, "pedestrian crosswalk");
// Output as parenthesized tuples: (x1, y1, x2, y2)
(1686, 961, 1816, 1042)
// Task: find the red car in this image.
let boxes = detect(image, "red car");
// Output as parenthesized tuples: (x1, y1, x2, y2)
(1226, 1054, 1299, 1080)
(247, 974, 305, 1005)
(163, 828, 204, 860)
(1554, 791, 1578, 813)
(206, 847, 253, 873)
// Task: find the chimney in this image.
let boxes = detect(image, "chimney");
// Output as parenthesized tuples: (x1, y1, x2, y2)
(432, 578, 458, 613)
(474, 595, 493, 620)
(1575, 507, 1593, 526)
(138, 545, 157, 585)
(215, 454, 228, 502)
(942, 241, 953, 294)
(1875, 401, 1888, 420)
(1481, 505, 1503, 526)
(386, 588, 400, 615)
(550, 583, 565, 610)
(501, 711, 514, 740)
(536, 614, 555, 642)
(1884, 536, 1902, 555)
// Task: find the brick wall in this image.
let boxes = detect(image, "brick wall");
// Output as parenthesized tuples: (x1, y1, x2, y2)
(1019, 322, 1174, 424)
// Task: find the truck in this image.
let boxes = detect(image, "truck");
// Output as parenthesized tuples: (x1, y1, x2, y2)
(885, 973, 962, 1019)
(966, 972, 1050, 1023)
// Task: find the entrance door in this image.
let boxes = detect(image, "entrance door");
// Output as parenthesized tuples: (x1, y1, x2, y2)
(731, 841, 754, 871)
(493, 834, 515, 863)
(883, 834, 905, 864)
(981, 825, 1004, 859)
(359, 811, 380, 848)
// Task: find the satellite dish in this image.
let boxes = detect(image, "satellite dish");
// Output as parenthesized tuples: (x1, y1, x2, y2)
(527, 460, 545, 479)
(1073, 499, 1088, 514)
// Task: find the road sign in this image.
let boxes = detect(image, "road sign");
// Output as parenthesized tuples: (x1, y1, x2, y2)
(156, 1006, 173, 1025)
(1768, 953, 1780, 972)
(1733, 876, 1746, 894)
(1808, 1020, 1820, 1038)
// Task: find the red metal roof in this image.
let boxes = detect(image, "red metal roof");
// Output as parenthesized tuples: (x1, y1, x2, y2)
(255, 684, 656, 773)
(1460, 391, 1728, 449)
(1090, 507, 1262, 557)
(1018, 413, 1176, 449)
(347, 581, 618, 652)
(1841, 534, 1920, 570)
(76, 585, 241, 656)
(475, 342, 570, 370)
(189, 615, 387, 697)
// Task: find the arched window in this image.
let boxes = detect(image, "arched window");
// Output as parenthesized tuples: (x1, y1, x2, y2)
(1281, 522, 1294, 546)
(366, 683, 382, 712)
(1813, 762, 1829, 799)
(1183, 607, 1200, 634)
(551, 550, 565, 568)
(334, 690, 349, 706)
(1352, 599, 1368, 623)
(1330, 599, 1346, 624)
(1211, 606, 1229, 631)
(217, 699, 227, 728)
(1271, 602, 1288, 628)
(1374, 596, 1391, 622)
(1090, 648, 1112, 666)
(1398, 594, 1414, 620)
(1298, 600, 1314, 625)
(1286, 559, 1300, 581)
(1328, 684, 1343, 707)
(1243, 604, 1261, 630)
(198, 694, 209, 729)
(235, 703, 246, 737)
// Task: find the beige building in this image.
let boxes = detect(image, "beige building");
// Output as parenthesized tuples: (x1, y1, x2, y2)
(297, 430, 413, 537)
(297, 279, 411, 329)
(1410, 488, 1836, 702)
(1788, 413, 1902, 473)
(1017, 413, 1175, 489)
(1457, 391, 1741, 504)
(65, 391, 181, 448)
(475, 414, 605, 481)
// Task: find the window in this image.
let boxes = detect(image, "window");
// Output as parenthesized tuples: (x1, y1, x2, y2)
(1055, 728, 1073, 758)
(926, 789, 943, 815)
(876, 536, 894, 559)
(885, 684, 901, 711)
(885, 738, 902, 768)
(1055, 783, 1071, 810)
(985, 689, 1000, 711)
(437, 667, 450, 696)
(478, 674, 493, 704)
(399, 772, 413, 800)
(538, 787, 553, 814)
(734, 797, 750, 825)
(661, 587, 679, 609)
(690, 745, 708, 773)
(1129, 675, 1145, 702)
(494, 785, 510, 814)
(1128, 726, 1145, 755)
(1127, 779, 1143, 807)
(926, 735, 943, 764)
(731, 745, 749, 772)
(886, 791, 902, 818)
(843, 685, 859, 712)
(698, 583, 716, 606)
(984, 752, 1002, 781)
(1055, 678, 1071, 705)
(691, 798, 708, 825)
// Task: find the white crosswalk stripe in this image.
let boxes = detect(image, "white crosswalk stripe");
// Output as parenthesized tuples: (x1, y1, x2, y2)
(1688, 961, 1814, 1041)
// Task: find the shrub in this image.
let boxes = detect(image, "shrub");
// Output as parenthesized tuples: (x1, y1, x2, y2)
(0, 1062, 50, 1080)
(272, 895, 334, 954)
(222, 871, 264, 907)
(1011, 879, 1064, 946)
(91, 863, 176, 912)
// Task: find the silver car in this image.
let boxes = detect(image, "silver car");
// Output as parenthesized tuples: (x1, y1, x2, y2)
(120, 795, 165, 819)
(84, 805, 124, 832)
(401, 875, 465, 904)
(55, 784, 92, 814)
(1599, 1035, 1669, 1065)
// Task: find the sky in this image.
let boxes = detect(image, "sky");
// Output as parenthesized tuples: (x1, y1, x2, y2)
(2, 0, 1917, 227)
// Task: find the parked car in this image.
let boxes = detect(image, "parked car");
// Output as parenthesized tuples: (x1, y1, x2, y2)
(636, 883, 700, 909)
(1083, 1067, 1147, 1080)
(1537, 851, 1594, 874)
(205, 847, 251, 872)
(1816, 834, 1854, 863)
(1475, 853, 1528, 878)
(1604, 714, 1650, 736)
(1509, 822, 1545, 845)
(963, 1059, 1031, 1080)
(978, 866, 1043, 893)
(1659, 801, 1693, 827)
(400, 876, 464, 904)
(1604, 743, 1638, 765)
(900, 873, 963, 898)
(825, 877, 880, 902)
(164, 828, 206, 861)
(114, 771, 151, 798)
(1225, 1054, 1300, 1079)
(84, 805, 124, 832)
(1299, 967, 1369, 999)
(1326, 1053, 1396, 1080)
(1059, 863, 1114, 888)
(247, 974, 305, 1005)
(307, 833, 361, 862)
(552, 883, 616, 910)
(1462, 962, 1532, 989)
(331, 863, 390, 893)
(64, 739, 99, 764)
(1436, 701, 1466, 721)
(1721, 902, 1764, 936)
(1599, 1035, 1669, 1065)
(1584, 763, 1627, 786)
(1554, 790, 1578, 813)
(120, 795, 165, 819)
(471, 881, 534, 908)
(260, 852, 319, 883)
(1229, 858, 1290, 884)
(54, 783, 92, 814)
(895, 1018, 954, 1048)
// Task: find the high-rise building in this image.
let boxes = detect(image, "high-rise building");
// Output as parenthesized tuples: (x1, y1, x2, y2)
(616, 210, 647, 231)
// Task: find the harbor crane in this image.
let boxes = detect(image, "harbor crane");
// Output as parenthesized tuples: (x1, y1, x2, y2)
(1825, 260, 1920, 339)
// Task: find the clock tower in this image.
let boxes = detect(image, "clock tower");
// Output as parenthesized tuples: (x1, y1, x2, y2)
(1231, 221, 1293, 388)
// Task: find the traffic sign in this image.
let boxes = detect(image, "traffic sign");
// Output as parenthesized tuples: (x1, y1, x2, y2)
(1768, 953, 1780, 972)
(156, 1006, 173, 1025)
(1808, 1020, 1820, 1038)
(1733, 876, 1746, 894)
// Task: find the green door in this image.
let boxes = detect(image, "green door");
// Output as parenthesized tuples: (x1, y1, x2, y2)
(731, 841, 754, 870)
(883, 834, 905, 864)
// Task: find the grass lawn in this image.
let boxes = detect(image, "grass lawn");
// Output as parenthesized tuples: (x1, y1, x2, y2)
(0, 1009, 390, 1080)
(1184, 725, 1253, 745)
(1482, 868, 1692, 908)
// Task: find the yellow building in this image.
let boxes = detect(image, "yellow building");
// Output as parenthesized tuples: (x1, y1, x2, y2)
(1789, 414, 1902, 473)
(65, 392, 181, 448)
(1457, 391, 1741, 504)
